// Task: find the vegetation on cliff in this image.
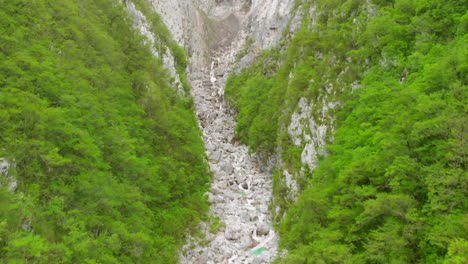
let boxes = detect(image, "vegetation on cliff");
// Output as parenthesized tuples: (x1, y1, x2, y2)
(0, 0, 210, 262)
(226, 0, 467, 262)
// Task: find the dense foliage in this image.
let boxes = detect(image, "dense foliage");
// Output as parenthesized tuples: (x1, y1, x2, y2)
(226, 0, 467, 262)
(0, 0, 210, 263)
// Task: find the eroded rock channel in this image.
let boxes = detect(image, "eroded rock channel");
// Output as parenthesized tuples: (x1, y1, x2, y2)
(178, 1, 299, 262)
(181, 48, 278, 263)
(127, 0, 299, 262)
(177, 1, 299, 262)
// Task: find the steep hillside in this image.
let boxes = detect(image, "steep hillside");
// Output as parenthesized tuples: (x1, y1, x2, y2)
(226, 0, 467, 263)
(0, 0, 210, 263)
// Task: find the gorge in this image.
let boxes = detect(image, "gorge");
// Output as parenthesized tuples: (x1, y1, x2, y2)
(1, 0, 466, 263)
(126, 1, 302, 262)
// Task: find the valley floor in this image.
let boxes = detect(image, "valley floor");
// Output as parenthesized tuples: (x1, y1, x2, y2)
(180, 48, 278, 263)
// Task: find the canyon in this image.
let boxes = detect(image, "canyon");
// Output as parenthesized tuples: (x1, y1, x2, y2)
(128, 0, 300, 263)
(1, 1, 464, 263)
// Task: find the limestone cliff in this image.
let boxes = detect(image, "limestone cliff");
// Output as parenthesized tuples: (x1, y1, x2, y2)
(149, 0, 298, 68)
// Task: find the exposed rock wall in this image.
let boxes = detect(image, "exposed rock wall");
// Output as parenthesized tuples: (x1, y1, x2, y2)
(126, 1, 185, 93)
(148, 0, 298, 69)
(149, 0, 210, 69)
(0, 158, 17, 192)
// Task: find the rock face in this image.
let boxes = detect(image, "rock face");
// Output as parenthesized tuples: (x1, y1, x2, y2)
(0, 158, 17, 192)
(125, 1, 185, 93)
(149, 0, 298, 68)
(288, 97, 335, 171)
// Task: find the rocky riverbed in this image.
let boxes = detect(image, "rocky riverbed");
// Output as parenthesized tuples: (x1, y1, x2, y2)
(179, 46, 278, 263)
(126, 0, 301, 262)
(176, 1, 301, 262)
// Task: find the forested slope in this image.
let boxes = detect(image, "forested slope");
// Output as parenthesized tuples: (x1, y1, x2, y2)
(226, 0, 467, 262)
(0, 0, 210, 263)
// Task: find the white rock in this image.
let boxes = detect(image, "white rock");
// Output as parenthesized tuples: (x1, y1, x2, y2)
(208, 150, 222, 163)
(196, 254, 208, 264)
(224, 225, 241, 240)
(220, 161, 234, 175)
(239, 233, 253, 249)
(8, 181, 17, 192)
(240, 211, 251, 222)
(259, 204, 269, 214)
(205, 142, 216, 151)
(256, 222, 270, 236)
(251, 257, 264, 264)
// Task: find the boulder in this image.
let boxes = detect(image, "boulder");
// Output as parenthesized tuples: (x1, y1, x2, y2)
(256, 222, 270, 236)
(224, 225, 241, 240)
(208, 150, 222, 163)
(196, 254, 208, 264)
(239, 232, 253, 249)
(205, 142, 216, 151)
(251, 257, 264, 264)
(259, 204, 269, 214)
(240, 211, 250, 222)
(220, 161, 234, 175)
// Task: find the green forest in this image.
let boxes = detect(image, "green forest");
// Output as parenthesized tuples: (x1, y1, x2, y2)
(0, 0, 210, 263)
(226, 0, 467, 263)
(1, 0, 467, 263)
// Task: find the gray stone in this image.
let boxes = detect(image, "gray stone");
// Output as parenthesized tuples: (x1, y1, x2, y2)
(196, 254, 208, 264)
(211, 187, 221, 194)
(208, 150, 222, 163)
(205, 142, 216, 151)
(207, 112, 217, 121)
(207, 192, 215, 203)
(224, 192, 236, 201)
(8, 181, 17, 192)
(251, 257, 264, 264)
(222, 143, 234, 153)
(239, 233, 253, 249)
(224, 225, 241, 240)
(209, 234, 216, 242)
(240, 212, 250, 222)
(259, 204, 269, 214)
(241, 182, 249, 190)
(220, 244, 234, 258)
(220, 161, 234, 175)
(256, 222, 270, 236)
